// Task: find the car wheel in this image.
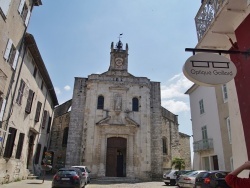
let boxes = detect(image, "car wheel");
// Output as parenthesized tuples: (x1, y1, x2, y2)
(170, 179, 176, 186)
(165, 182, 169, 185)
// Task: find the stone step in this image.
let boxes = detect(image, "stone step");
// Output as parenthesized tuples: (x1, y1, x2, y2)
(27, 174, 39, 179)
(93, 177, 141, 183)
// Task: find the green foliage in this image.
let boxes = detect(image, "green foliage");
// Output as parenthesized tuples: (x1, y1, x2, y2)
(171, 157, 185, 170)
(14, 178, 21, 182)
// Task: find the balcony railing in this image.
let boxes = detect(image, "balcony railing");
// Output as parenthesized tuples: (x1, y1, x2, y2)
(195, 0, 226, 40)
(193, 138, 214, 152)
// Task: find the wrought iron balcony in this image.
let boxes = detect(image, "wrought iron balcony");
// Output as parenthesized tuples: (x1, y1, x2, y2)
(195, 0, 226, 40)
(193, 138, 214, 152)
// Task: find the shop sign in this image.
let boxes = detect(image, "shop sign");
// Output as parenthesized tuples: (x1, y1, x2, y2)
(183, 53, 237, 86)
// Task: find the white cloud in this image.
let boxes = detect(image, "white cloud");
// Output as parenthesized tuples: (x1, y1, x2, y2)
(162, 99, 190, 114)
(161, 73, 193, 99)
(161, 73, 193, 114)
(64, 85, 71, 91)
(55, 87, 61, 95)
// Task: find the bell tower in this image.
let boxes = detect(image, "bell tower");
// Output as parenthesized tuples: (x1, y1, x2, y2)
(109, 37, 129, 72)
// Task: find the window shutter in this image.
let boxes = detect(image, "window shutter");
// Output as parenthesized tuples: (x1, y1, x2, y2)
(0, 0, 11, 17)
(15, 133, 25, 159)
(25, 90, 34, 113)
(16, 80, 25, 105)
(12, 50, 19, 70)
(0, 98, 6, 121)
(42, 110, 48, 129)
(3, 127, 17, 158)
(18, 0, 25, 14)
(35, 101, 42, 122)
(24, 9, 31, 26)
(3, 39, 12, 60)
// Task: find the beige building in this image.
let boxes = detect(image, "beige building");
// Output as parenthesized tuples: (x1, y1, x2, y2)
(49, 40, 191, 181)
(0, 32, 58, 183)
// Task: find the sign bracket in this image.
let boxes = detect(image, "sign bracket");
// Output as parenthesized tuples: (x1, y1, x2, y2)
(185, 48, 250, 57)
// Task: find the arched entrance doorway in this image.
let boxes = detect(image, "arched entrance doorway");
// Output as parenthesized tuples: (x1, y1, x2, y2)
(106, 137, 127, 177)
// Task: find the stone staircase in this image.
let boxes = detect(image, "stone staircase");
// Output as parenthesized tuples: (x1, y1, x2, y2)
(92, 177, 141, 183)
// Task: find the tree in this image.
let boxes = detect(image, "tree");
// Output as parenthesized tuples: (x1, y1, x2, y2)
(171, 157, 185, 170)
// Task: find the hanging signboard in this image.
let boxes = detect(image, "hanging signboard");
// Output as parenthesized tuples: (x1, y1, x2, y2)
(183, 53, 237, 86)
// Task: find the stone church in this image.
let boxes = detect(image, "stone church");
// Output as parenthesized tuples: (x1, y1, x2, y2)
(49, 40, 191, 180)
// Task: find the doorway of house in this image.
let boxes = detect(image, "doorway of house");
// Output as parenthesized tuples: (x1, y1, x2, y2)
(106, 137, 127, 177)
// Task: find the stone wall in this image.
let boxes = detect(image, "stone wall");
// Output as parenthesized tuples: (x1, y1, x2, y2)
(179, 132, 191, 170)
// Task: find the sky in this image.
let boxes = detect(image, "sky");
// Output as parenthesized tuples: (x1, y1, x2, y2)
(28, 0, 201, 153)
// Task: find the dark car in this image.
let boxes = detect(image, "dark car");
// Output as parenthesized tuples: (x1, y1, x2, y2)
(52, 167, 85, 188)
(194, 171, 230, 188)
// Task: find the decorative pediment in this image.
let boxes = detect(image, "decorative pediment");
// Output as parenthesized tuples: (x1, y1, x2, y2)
(96, 116, 111, 125)
(125, 117, 140, 127)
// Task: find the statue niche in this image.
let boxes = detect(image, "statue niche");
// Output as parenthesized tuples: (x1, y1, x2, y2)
(114, 94, 122, 112)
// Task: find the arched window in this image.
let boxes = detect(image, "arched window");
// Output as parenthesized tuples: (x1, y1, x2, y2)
(162, 137, 167, 154)
(132, 97, 139, 112)
(62, 127, 69, 147)
(97, 95, 104, 109)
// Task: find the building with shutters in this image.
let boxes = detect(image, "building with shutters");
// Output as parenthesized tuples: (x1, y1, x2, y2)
(192, 0, 250, 177)
(0, 33, 58, 185)
(49, 40, 191, 181)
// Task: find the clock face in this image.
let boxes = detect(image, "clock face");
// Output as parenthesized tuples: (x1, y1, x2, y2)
(115, 58, 123, 66)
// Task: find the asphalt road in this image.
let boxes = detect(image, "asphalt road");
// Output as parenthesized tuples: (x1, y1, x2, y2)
(0, 177, 178, 188)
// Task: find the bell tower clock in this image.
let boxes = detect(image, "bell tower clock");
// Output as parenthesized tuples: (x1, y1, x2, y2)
(109, 38, 129, 72)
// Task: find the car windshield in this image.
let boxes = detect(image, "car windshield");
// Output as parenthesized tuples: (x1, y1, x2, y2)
(164, 170, 172, 175)
(58, 170, 77, 175)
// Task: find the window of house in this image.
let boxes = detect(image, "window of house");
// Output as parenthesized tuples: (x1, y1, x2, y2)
(62, 127, 69, 147)
(3, 127, 17, 158)
(35, 101, 42, 122)
(41, 110, 48, 129)
(199, 99, 205, 114)
(202, 126, 208, 140)
(34, 143, 41, 164)
(33, 66, 37, 78)
(25, 89, 34, 113)
(0, 0, 11, 18)
(15, 133, 25, 159)
(4, 39, 19, 70)
(132, 97, 139, 112)
(41, 80, 43, 90)
(222, 84, 228, 102)
(47, 116, 52, 134)
(18, 0, 31, 26)
(16, 79, 25, 105)
(97, 95, 104, 109)
(226, 117, 232, 144)
(162, 137, 167, 154)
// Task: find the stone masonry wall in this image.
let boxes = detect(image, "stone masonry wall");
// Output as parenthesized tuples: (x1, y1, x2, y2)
(65, 78, 87, 166)
(150, 82, 163, 180)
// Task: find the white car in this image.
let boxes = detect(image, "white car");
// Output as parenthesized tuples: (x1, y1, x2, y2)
(178, 170, 206, 188)
(71, 166, 91, 184)
(163, 170, 178, 186)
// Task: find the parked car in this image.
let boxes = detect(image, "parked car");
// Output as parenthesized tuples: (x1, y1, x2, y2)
(163, 169, 178, 185)
(194, 170, 230, 188)
(176, 170, 195, 185)
(52, 167, 85, 188)
(72, 166, 91, 184)
(178, 170, 207, 188)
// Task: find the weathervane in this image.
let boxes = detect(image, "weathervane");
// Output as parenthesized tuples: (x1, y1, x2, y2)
(116, 33, 123, 50)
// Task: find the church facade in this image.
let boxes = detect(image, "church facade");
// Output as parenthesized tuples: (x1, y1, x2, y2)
(49, 40, 191, 180)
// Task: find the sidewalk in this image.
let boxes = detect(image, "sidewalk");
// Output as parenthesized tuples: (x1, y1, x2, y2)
(0, 175, 53, 188)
